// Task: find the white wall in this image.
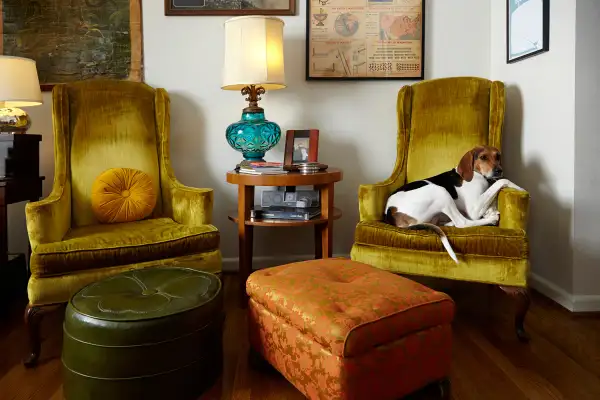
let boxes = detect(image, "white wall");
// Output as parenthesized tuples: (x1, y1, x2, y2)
(490, 0, 576, 296)
(574, 0, 600, 297)
(13, 0, 491, 269)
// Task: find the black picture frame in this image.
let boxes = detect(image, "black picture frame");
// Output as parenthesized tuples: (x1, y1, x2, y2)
(506, 0, 550, 64)
(305, 0, 425, 81)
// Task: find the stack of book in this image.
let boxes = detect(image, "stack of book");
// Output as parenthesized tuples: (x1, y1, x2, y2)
(236, 161, 287, 175)
(251, 206, 321, 221)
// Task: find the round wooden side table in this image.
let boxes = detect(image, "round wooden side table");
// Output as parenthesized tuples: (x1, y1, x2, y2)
(226, 168, 343, 304)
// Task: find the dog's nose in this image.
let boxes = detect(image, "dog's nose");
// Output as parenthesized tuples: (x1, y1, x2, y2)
(494, 168, 503, 176)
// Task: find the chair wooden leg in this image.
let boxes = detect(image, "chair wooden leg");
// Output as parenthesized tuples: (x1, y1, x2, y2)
(499, 286, 530, 342)
(23, 304, 47, 368)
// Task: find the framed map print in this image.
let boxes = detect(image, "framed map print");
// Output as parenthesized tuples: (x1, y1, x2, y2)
(306, 0, 425, 80)
(0, 0, 143, 91)
(165, 0, 295, 16)
(507, 0, 549, 63)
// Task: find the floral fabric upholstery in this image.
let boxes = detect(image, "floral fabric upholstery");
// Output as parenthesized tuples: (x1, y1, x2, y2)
(247, 259, 455, 400)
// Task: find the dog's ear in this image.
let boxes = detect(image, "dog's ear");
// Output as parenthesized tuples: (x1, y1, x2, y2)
(457, 147, 483, 182)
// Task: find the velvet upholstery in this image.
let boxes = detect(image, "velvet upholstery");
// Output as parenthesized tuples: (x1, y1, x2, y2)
(247, 259, 454, 400)
(91, 167, 157, 224)
(25, 80, 221, 307)
(351, 77, 530, 287)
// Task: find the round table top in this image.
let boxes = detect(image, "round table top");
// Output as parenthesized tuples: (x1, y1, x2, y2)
(226, 167, 343, 186)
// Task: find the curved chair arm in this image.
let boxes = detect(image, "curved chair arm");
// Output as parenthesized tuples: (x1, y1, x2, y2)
(26, 184, 71, 248)
(359, 87, 412, 222)
(358, 174, 405, 222)
(26, 85, 72, 248)
(167, 180, 214, 226)
(498, 188, 530, 231)
(154, 88, 214, 227)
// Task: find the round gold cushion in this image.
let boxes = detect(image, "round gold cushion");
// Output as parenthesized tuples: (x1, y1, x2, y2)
(91, 168, 157, 224)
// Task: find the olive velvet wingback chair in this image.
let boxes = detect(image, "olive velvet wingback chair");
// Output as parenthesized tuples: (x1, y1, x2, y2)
(23, 80, 222, 366)
(350, 77, 531, 341)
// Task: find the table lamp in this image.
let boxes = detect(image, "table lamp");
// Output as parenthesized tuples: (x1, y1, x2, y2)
(0, 56, 42, 133)
(222, 16, 285, 161)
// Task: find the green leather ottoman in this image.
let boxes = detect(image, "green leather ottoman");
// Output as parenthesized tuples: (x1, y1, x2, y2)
(62, 267, 223, 400)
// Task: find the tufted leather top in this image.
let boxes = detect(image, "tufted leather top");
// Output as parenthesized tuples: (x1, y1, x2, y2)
(65, 267, 222, 346)
(247, 259, 455, 357)
(71, 267, 220, 321)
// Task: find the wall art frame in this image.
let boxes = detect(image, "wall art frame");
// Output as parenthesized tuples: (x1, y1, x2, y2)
(0, 0, 143, 92)
(506, 0, 550, 64)
(165, 0, 296, 16)
(306, 0, 425, 81)
(283, 129, 319, 166)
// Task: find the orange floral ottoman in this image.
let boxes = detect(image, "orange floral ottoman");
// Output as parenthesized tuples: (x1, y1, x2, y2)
(246, 259, 455, 400)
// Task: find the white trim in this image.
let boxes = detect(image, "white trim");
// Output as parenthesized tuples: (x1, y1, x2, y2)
(223, 259, 600, 312)
(222, 254, 350, 272)
(529, 273, 600, 312)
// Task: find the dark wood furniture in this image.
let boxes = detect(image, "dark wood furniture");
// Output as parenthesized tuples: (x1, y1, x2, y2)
(0, 134, 44, 312)
(0, 176, 44, 263)
(226, 168, 343, 303)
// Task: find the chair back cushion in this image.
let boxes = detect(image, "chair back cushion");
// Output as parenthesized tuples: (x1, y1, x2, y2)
(405, 77, 503, 182)
(65, 80, 162, 227)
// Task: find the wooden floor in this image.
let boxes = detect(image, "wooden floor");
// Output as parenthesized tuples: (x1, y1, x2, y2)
(1, 274, 599, 400)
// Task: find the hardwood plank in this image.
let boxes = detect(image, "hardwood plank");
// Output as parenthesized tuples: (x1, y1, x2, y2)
(0, 275, 599, 400)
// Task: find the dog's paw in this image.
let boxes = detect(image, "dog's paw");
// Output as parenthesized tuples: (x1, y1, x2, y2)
(483, 210, 500, 225)
(499, 179, 525, 191)
(483, 207, 499, 219)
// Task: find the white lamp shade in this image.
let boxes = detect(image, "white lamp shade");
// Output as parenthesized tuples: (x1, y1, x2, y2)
(222, 16, 285, 91)
(0, 56, 42, 107)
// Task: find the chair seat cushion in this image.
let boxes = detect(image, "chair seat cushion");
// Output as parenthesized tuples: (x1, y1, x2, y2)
(246, 259, 455, 358)
(355, 221, 528, 259)
(31, 218, 219, 277)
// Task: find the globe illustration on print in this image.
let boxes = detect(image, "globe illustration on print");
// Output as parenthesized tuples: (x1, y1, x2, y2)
(334, 13, 359, 37)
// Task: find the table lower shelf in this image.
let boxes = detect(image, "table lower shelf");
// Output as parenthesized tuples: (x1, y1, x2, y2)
(228, 207, 342, 227)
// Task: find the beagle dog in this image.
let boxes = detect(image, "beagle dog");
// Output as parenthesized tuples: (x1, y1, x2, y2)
(384, 145, 525, 263)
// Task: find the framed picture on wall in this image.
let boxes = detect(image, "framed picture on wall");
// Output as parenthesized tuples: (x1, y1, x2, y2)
(306, 0, 425, 81)
(507, 0, 550, 63)
(0, 0, 143, 91)
(283, 130, 319, 166)
(165, 0, 295, 16)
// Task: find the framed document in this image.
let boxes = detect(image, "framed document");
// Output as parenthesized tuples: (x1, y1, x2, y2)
(306, 0, 425, 80)
(506, 0, 550, 64)
(165, 0, 295, 16)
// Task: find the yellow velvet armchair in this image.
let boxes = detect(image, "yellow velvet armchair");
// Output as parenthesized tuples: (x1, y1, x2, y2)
(350, 77, 531, 341)
(23, 80, 222, 366)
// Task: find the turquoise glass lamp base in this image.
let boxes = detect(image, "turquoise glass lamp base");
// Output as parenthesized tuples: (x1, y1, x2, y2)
(225, 110, 281, 161)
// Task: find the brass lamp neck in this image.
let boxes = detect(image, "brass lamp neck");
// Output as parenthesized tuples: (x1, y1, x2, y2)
(241, 85, 265, 113)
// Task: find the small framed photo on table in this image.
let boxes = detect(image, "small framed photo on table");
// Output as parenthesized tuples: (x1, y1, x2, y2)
(284, 130, 319, 166)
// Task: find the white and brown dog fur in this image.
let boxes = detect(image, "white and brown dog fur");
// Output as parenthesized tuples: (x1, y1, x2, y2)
(384, 145, 525, 263)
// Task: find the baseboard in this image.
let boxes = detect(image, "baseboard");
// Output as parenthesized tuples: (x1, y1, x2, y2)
(529, 273, 600, 312)
(223, 260, 600, 312)
(222, 253, 350, 272)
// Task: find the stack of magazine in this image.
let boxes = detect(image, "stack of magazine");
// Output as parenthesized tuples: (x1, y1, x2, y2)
(236, 161, 288, 175)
